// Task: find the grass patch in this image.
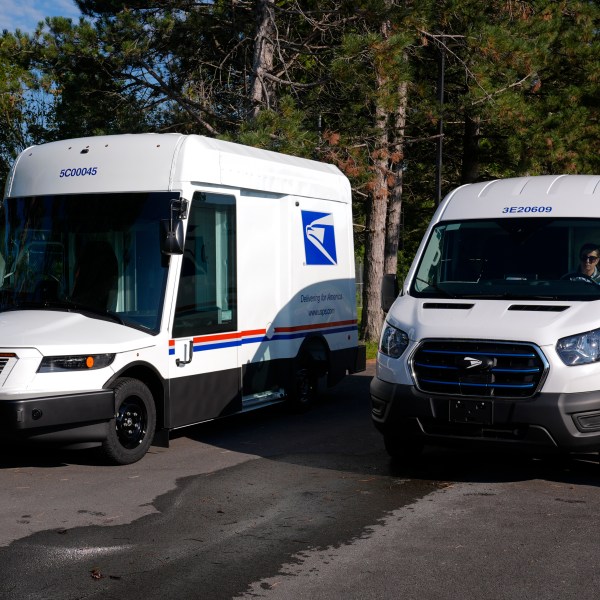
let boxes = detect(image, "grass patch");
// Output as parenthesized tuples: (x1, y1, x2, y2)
(357, 306, 379, 360)
(363, 339, 378, 360)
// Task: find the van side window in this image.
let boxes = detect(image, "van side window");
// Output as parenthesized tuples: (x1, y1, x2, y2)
(172, 192, 237, 337)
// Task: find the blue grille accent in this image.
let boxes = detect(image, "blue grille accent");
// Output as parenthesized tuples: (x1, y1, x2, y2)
(412, 340, 546, 399)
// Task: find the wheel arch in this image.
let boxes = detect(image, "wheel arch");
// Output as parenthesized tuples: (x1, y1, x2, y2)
(297, 334, 330, 378)
(105, 362, 167, 430)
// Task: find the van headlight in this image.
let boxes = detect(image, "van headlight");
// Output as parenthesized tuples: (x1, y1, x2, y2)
(38, 354, 115, 372)
(379, 323, 409, 358)
(556, 329, 600, 366)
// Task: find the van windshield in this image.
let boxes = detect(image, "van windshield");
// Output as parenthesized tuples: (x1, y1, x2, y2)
(411, 218, 600, 301)
(0, 192, 176, 332)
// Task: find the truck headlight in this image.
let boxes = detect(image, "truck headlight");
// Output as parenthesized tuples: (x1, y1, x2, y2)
(556, 329, 600, 366)
(37, 354, 115, 372)
(379, 323, 409, 359)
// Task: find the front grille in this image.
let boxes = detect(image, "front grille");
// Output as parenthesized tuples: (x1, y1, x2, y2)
(412, 340, 547, 399)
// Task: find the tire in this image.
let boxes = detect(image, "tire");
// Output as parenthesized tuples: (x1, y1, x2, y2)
(288, 354, 318, 412)
(384, 432, 424, 461)
(101, 377, 156, 465)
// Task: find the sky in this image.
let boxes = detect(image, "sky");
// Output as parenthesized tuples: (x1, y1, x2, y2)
(1, 0, 82, 33)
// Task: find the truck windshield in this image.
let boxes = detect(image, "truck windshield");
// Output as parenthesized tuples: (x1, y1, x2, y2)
(411, 218, 600, 301)
(0, 192, 176, 332)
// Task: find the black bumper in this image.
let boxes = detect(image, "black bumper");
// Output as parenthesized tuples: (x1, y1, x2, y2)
(370, 377, 600, 453)
(0, 390, 115, 442)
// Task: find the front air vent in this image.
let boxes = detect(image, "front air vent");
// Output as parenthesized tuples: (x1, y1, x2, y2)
(412, 340, 547, 399)
(423, 303, 474, 310)
(508, 305, 569, 312)
(0, 356, 10, 374)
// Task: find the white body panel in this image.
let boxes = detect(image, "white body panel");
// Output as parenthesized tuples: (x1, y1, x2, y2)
(5, 134, 349, 200)
(377, 295, 597, 395)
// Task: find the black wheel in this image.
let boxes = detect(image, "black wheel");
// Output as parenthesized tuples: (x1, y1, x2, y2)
(384, 432, 424, 461)
(288, 354, 318, 412)
(102, 377, 156, 465)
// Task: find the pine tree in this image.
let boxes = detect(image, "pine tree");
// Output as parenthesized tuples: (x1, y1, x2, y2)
(2, 0, 598, 344)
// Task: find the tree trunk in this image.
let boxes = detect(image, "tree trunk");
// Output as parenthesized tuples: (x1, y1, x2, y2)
(361, 20, 409, 342)
(384, 79, 408, 277)
(361, 93, 388, 342)
(249, 0, 276, 118)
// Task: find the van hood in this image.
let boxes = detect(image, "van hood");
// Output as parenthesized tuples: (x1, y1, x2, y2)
(389, 296, 596, 348)
(0, 310, 153, 354)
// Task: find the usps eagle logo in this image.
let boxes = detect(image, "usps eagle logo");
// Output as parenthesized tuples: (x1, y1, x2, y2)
(301, 211, 337, 265)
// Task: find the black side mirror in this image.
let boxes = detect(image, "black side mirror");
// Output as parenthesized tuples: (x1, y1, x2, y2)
(160, 218, 184, 255)
(381, 273, 399, 312)
(160, 198, 188, 255)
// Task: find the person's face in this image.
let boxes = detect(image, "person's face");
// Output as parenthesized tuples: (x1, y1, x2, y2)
(580, 250, 600, 276)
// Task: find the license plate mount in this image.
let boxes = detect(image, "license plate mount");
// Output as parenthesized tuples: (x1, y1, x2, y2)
(449, 399, 493, 425)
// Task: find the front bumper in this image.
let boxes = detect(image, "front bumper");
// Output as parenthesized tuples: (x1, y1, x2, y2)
(0, 390, 115, 442)
(370, 377, 600, 453)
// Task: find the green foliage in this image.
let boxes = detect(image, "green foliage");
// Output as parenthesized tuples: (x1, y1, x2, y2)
(426, 0, 600, 183)
(234, 96, 319, 158)
(0, 30, 54, 178)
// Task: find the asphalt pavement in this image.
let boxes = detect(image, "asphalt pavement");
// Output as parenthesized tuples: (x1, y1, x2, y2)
(1, 362, 600, 600)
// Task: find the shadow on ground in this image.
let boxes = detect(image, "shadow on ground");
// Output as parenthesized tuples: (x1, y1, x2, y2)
(1, 364, 599, 488)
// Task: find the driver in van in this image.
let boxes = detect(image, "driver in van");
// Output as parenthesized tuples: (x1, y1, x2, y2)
(563, 243, 600, 283)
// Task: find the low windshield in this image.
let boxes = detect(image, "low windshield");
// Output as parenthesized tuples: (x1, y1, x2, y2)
(0, 192, 176, 332)
(411, 218, 600, 301)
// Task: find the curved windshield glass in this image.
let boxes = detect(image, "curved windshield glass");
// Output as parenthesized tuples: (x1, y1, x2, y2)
(411, 218, 600, 301)
(0, 192, 176, 332)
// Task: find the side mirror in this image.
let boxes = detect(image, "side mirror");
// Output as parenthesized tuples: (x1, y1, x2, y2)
(161, 198, 188, 255)
(160, 219, 184, 255)
(381, 273, 399, 312)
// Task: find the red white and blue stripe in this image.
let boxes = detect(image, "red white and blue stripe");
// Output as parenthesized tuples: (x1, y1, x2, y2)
(169, 319, 357, 354)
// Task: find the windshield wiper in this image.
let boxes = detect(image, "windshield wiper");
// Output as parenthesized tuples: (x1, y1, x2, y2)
(1, 298, 125, 325)
(71, 304, 126, 325)
(414, 276, 457, 298)
(463, 292, 561, 300)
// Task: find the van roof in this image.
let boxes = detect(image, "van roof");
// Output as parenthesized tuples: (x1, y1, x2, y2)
(5, 133, 351, 203)
(439, 175, 600, 220)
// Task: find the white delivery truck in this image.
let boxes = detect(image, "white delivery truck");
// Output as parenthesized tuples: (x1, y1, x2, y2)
(1, 133, 365, 464)
(371, 174, 600, 458)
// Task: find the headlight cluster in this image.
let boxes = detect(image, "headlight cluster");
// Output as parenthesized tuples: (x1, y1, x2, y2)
(379, 323, 409, 358)
(556, 329, 600, 366)
(38, 354, 115, 373)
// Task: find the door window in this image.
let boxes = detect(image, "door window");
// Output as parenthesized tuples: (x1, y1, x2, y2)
(173, 192, 237, 337)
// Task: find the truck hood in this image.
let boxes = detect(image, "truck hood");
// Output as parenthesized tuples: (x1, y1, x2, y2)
(0, 310, 154, 354)
(388, 296, 597, 348)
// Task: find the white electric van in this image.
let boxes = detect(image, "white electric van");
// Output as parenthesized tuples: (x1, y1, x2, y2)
(371, 174, 600, 458)
(1, 133, 365, 464)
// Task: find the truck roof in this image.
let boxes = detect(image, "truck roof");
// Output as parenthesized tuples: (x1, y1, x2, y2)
(439, 174, 600, 220)
(4, 133, 351, 203)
